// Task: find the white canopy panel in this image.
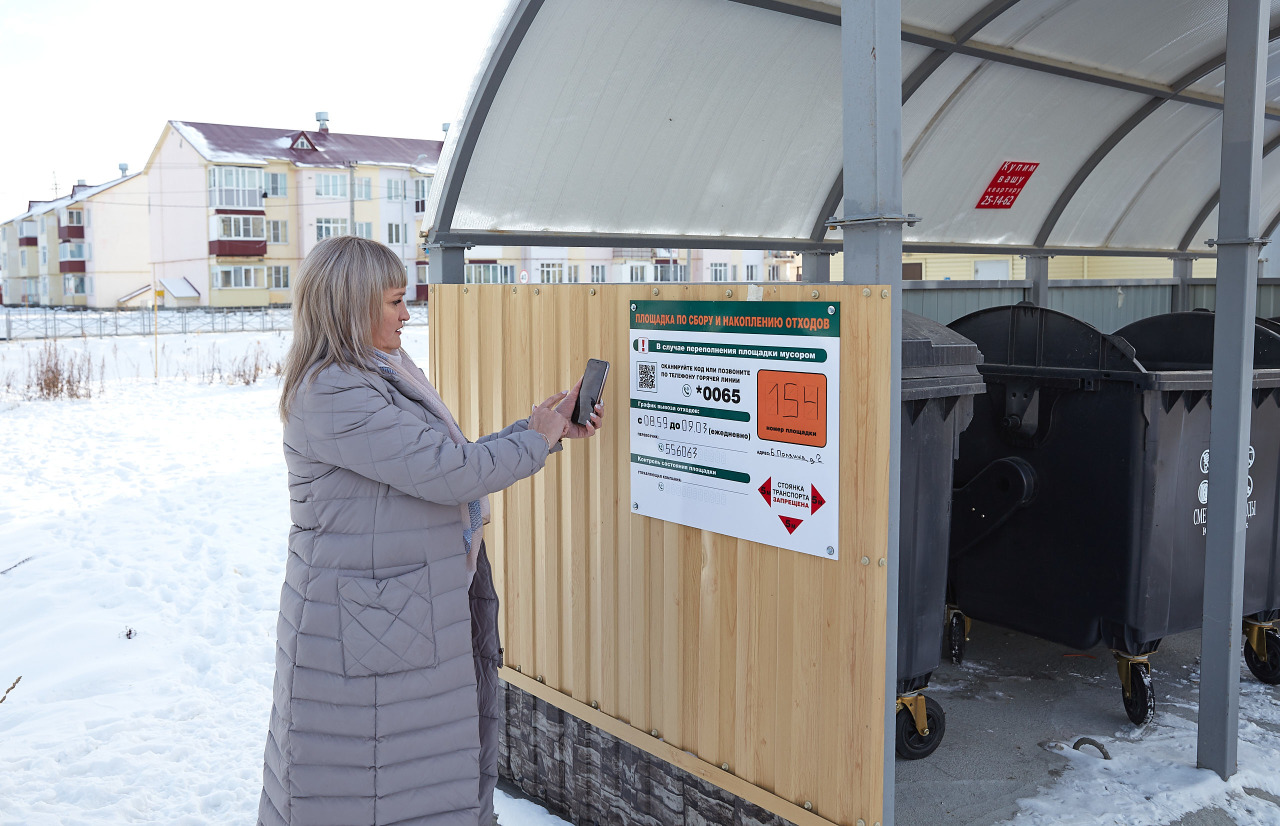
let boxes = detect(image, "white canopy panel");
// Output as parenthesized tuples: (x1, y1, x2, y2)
(425, 0, 1280, 255)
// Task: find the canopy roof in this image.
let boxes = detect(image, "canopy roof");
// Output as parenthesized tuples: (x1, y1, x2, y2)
(425, 0, 1280, 256)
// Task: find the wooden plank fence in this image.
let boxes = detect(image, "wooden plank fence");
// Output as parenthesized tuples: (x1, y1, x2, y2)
(429, 283, 892, 826)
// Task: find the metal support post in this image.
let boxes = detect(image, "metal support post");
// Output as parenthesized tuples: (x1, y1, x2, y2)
(427, 244, 466, 284)
(1198, 0, 1269, 781)
(801, 251, 833, 283)
(1171, 256, 1195, 312)
(841, 0, 902, 821)
(1024, 254, 1050, 306)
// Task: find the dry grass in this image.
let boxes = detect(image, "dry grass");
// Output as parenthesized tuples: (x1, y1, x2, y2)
(25, 342, 98, 400)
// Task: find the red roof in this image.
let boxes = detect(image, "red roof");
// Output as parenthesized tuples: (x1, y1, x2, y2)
(169, 121, 442, 169)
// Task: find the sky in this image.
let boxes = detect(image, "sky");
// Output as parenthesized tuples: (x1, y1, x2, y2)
(0, 0, 508, 220)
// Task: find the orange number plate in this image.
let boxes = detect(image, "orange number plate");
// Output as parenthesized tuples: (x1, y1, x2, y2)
(757, 370, 827, 448)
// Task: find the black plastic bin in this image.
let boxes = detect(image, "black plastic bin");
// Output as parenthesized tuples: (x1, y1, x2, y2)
(893, 312, 985, 758)
(947, 305, 1280, 725)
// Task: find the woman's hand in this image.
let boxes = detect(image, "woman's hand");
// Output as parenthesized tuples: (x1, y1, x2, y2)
(556, 378, 606, 439)
(530, 391, 570, 447)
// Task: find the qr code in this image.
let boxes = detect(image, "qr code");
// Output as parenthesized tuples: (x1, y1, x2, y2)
(637, 362, 658, 392)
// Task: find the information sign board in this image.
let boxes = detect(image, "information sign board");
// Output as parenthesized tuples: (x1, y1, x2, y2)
(629, 300, 840, 559)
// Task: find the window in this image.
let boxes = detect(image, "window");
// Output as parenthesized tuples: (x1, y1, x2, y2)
(654, 264, 687, 282)
(63, 274, 92, 295)
(64, 210, 84, 226)
(354, 222, 373, 240)
(208, 166, 264, 208)
(315, 218, 348, 240)
(268, 266, 290, 289)
(216, 215, 266, 240)
(745, 264, 759, 281)
(768, 265, 780, 281)
(590, 264, 606, 283)
(212, 265, 264, 288)
(416, 263, 428, 284)
(629, 264, 648, 283)
(315, 173, 348, 198)
(293, 135, 313, 150)
(387, 223, 408, 244)
(568, 265, 579, 283)
(268, 220, 288, 244)
(709, 262, 729, 282)
(354, 177, 372, 200)
(38, 216, 45, 232)
(385, 179, 407, 201)
(464, 263, 515, 284)
(414, 178, 428, 213)
(265, 172, 288, 198)
(59, 242, 87, 261)
(539, 262, 565, 283)
(40, 246, 47, 265)
(20, 249, 27, 268)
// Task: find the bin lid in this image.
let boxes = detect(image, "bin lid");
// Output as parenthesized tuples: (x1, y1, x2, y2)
(901, 311, 985, 400)
(949, 303, 1140, 373)
(1113, 311, 1280, 370)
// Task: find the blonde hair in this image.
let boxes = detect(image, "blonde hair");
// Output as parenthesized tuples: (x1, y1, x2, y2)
(279, 235, 408, 421)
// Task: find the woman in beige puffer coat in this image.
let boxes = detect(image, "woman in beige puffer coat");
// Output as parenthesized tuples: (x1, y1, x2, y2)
(258, 236, 603, 826)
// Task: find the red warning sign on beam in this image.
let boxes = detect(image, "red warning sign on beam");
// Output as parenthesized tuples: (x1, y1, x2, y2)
(976, 161, 1039, 209)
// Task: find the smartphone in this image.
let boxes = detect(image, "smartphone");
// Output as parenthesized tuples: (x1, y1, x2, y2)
(573, 358, 610, 426)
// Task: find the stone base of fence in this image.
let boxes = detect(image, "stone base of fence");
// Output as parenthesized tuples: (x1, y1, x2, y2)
(499, 680, 794, 826)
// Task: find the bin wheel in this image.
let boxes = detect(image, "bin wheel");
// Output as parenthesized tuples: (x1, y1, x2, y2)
(1122, 662, 1154, 726)
(1244, 629, 1280, 685)
(895, 697, 946, 760)
(947, 611, 968, 665)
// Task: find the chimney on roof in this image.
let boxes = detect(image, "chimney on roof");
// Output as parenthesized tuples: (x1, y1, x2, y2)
(316, 111, 330, 133)
(119, 163, 129, 177)
(442, 122, 450, 134)
(77, 179, 86, 186)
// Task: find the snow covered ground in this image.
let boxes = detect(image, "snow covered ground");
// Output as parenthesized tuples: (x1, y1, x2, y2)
(2, 330, 1280, 825)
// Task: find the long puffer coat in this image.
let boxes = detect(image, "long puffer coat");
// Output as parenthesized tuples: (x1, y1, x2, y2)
(259, 361, 552, 826)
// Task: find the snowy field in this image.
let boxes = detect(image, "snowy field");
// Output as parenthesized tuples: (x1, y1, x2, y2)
(2, 329, 1280, 825)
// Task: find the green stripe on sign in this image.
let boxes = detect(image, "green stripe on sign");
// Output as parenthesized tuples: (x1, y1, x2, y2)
(631, 398, 751, 422)
(631, 453, 751, 484)
(635, 339, 826, 363)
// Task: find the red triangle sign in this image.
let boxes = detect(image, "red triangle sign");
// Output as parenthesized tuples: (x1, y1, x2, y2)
(811, 485, 826, 514)
(758, 477, 772, 505)
(779, 515, 803, 534)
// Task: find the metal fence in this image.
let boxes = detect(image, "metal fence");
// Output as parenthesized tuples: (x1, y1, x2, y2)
(1, 304, 429, 340)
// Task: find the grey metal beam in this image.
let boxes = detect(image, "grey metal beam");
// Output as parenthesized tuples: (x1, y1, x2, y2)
(427, 244, 466, 284)
(1198, 0, 1269, 781)
(1179, 132, 1280, 251)
(819, 0, 1023, 243)
(1264, 208, 1280, 241)
(724, 0, 839, 26)
(1171, 256, 1195, 312)
(426, 0, 545, 240)
(903, 242, 1210, 258)
(840, 0, 903, 821)
(801, 251, 832, 282)
(430, 230, 839, 253)
(1024, 254, 1050, 305)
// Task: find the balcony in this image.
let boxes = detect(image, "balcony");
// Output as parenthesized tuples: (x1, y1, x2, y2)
(58, 224, 85, 241)
(209, 239, 267, 257)
(59, 259, 86, 274)
(18, 236, 37, 247)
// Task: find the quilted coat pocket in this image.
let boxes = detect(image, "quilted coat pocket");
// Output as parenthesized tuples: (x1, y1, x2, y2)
(337, 566, 438, 677)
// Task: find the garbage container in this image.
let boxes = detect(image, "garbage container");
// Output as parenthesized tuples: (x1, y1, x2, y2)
(893, 312, 985, 759)
(947, 304, 1280, 725)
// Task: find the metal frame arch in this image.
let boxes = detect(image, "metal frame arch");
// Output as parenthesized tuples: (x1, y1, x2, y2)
(425, 0, 546, 243)
(811, 0, 1024, 242)
(1038, 25, 1280, 250)
(1179, 130, 1280, 251)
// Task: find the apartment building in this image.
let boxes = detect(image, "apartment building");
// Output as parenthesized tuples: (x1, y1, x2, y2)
(0, 172, 149, 308)
(456, 246, 798, 285)
(144, 116, 441, 307)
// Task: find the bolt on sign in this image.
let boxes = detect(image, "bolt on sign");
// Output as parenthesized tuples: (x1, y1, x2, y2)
(628, 300, 840, 559)
(976, 161, 1039, 209)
